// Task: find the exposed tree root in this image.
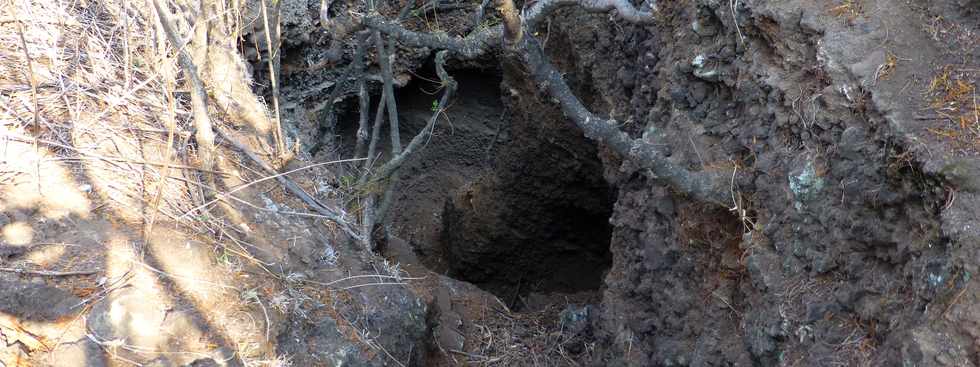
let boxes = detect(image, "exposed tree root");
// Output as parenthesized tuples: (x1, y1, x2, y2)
(153, 0, 362, 243)
(376, 50, 457, 223)
(329, 0, 734, 221)
(357, 48, 458, 249)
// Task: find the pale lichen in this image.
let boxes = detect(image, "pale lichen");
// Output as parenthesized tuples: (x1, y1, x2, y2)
(789, 161, 825, 210)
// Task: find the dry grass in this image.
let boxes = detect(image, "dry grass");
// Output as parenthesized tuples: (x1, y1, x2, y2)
(0, 0, 299, 365)
(873, 52, 898, 84)
(0, 0, 314, 264)
(0, 0, 204, 225)
(924, 65, 980, 151)
(830, 0, 863, 23)
(455, 296, 598, 366)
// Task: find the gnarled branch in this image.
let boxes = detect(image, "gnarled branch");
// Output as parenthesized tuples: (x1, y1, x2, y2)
(375, 51, 457, 223)
(342, 0, 731, 249)
(514, 33, 730, 204)
(319, 0, 363, 40)
(375, 32, 402, 154)
(372, 51, 458, 183)
(363, 15, 501, 59)
(524, 0, 657, 29)
(152, 0, 216, 175)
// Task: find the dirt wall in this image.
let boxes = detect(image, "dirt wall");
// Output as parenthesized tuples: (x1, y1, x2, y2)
(538, 0, 979, 365)
(263, 0, 980, 365)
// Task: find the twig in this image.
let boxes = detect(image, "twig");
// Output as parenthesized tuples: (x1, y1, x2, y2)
(375, 33, 402, 154)
(151, 0, 218, 177)
(943, 281, 971, 317)
(129, 256, 238, 290)
(85, 332, 233, 362)
(214, 127, 364, 241)
(3, 133, 225, 174)
(355, 78, 371, 158)
(372, 50, 455, 181)
(361, 89, 387, 182)
(144, 76, 179, 247)
(8, 4, 39, 137)
(0, 17, 80, 26)
(374, 171, 400, 224)
(72, 270, 134, 309)
(7, 1, 42, 196)
(310, 31, 372, 152)
(449, 349, 504, 362)
(180, 157, 363, 218)
(123, 0, 132, 90)
(0, 267, 99, 277)
(260, 0, 287, 159)
(730, 0, 745, 44)
(301, 274, 424, 288)
(242, 291, 272, 342)
(373, 51, 457, 224)
(472, 0, 493, 28)
(344, 317, 407, 367)
(340, 282, 408, 290)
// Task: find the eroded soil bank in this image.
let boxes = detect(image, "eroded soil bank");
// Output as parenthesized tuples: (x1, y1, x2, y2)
(335, 65, 616, 307)
(288, 0, 979, 365)
(5, 0, 973, 366)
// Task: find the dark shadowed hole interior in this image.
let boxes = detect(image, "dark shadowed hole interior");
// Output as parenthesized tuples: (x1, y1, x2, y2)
(335, 59, 614, 311)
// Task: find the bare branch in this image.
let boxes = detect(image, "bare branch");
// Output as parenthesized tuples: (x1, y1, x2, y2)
(397, 0, 417, 21)
(376, 51, 457, 222)
(331, 31, 373, 105)
(152, 0, 217, 174)
(319, 0, 363, 40)
(362, 89, 387, 181)
(214, 127, 363, 241)
(8, 10, 39, 139)
(515, 36, 730, 204)
(361, 193, 378, 250)
(472, 0, 493, 28)
(355, 79, 370, 158)
(362, 0, 654, 58)
(372, 51, 457, 184)
(260, 0, 287, 158)
(375, 170, 400, 226)
(525, 0, 657, 29)
(363, 15, 501, 59)
(358, 83, 390, 250)
(312, 31, 372, 153)
(375, 33, 402, 154)
(0, 267, 99, 277)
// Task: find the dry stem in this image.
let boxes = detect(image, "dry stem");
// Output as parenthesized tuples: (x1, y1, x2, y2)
(260, 0, 287, 159)
(151, 0, 218, 176)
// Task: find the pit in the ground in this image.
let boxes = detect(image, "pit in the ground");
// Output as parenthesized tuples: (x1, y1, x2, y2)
(339, 64, 614, 310)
